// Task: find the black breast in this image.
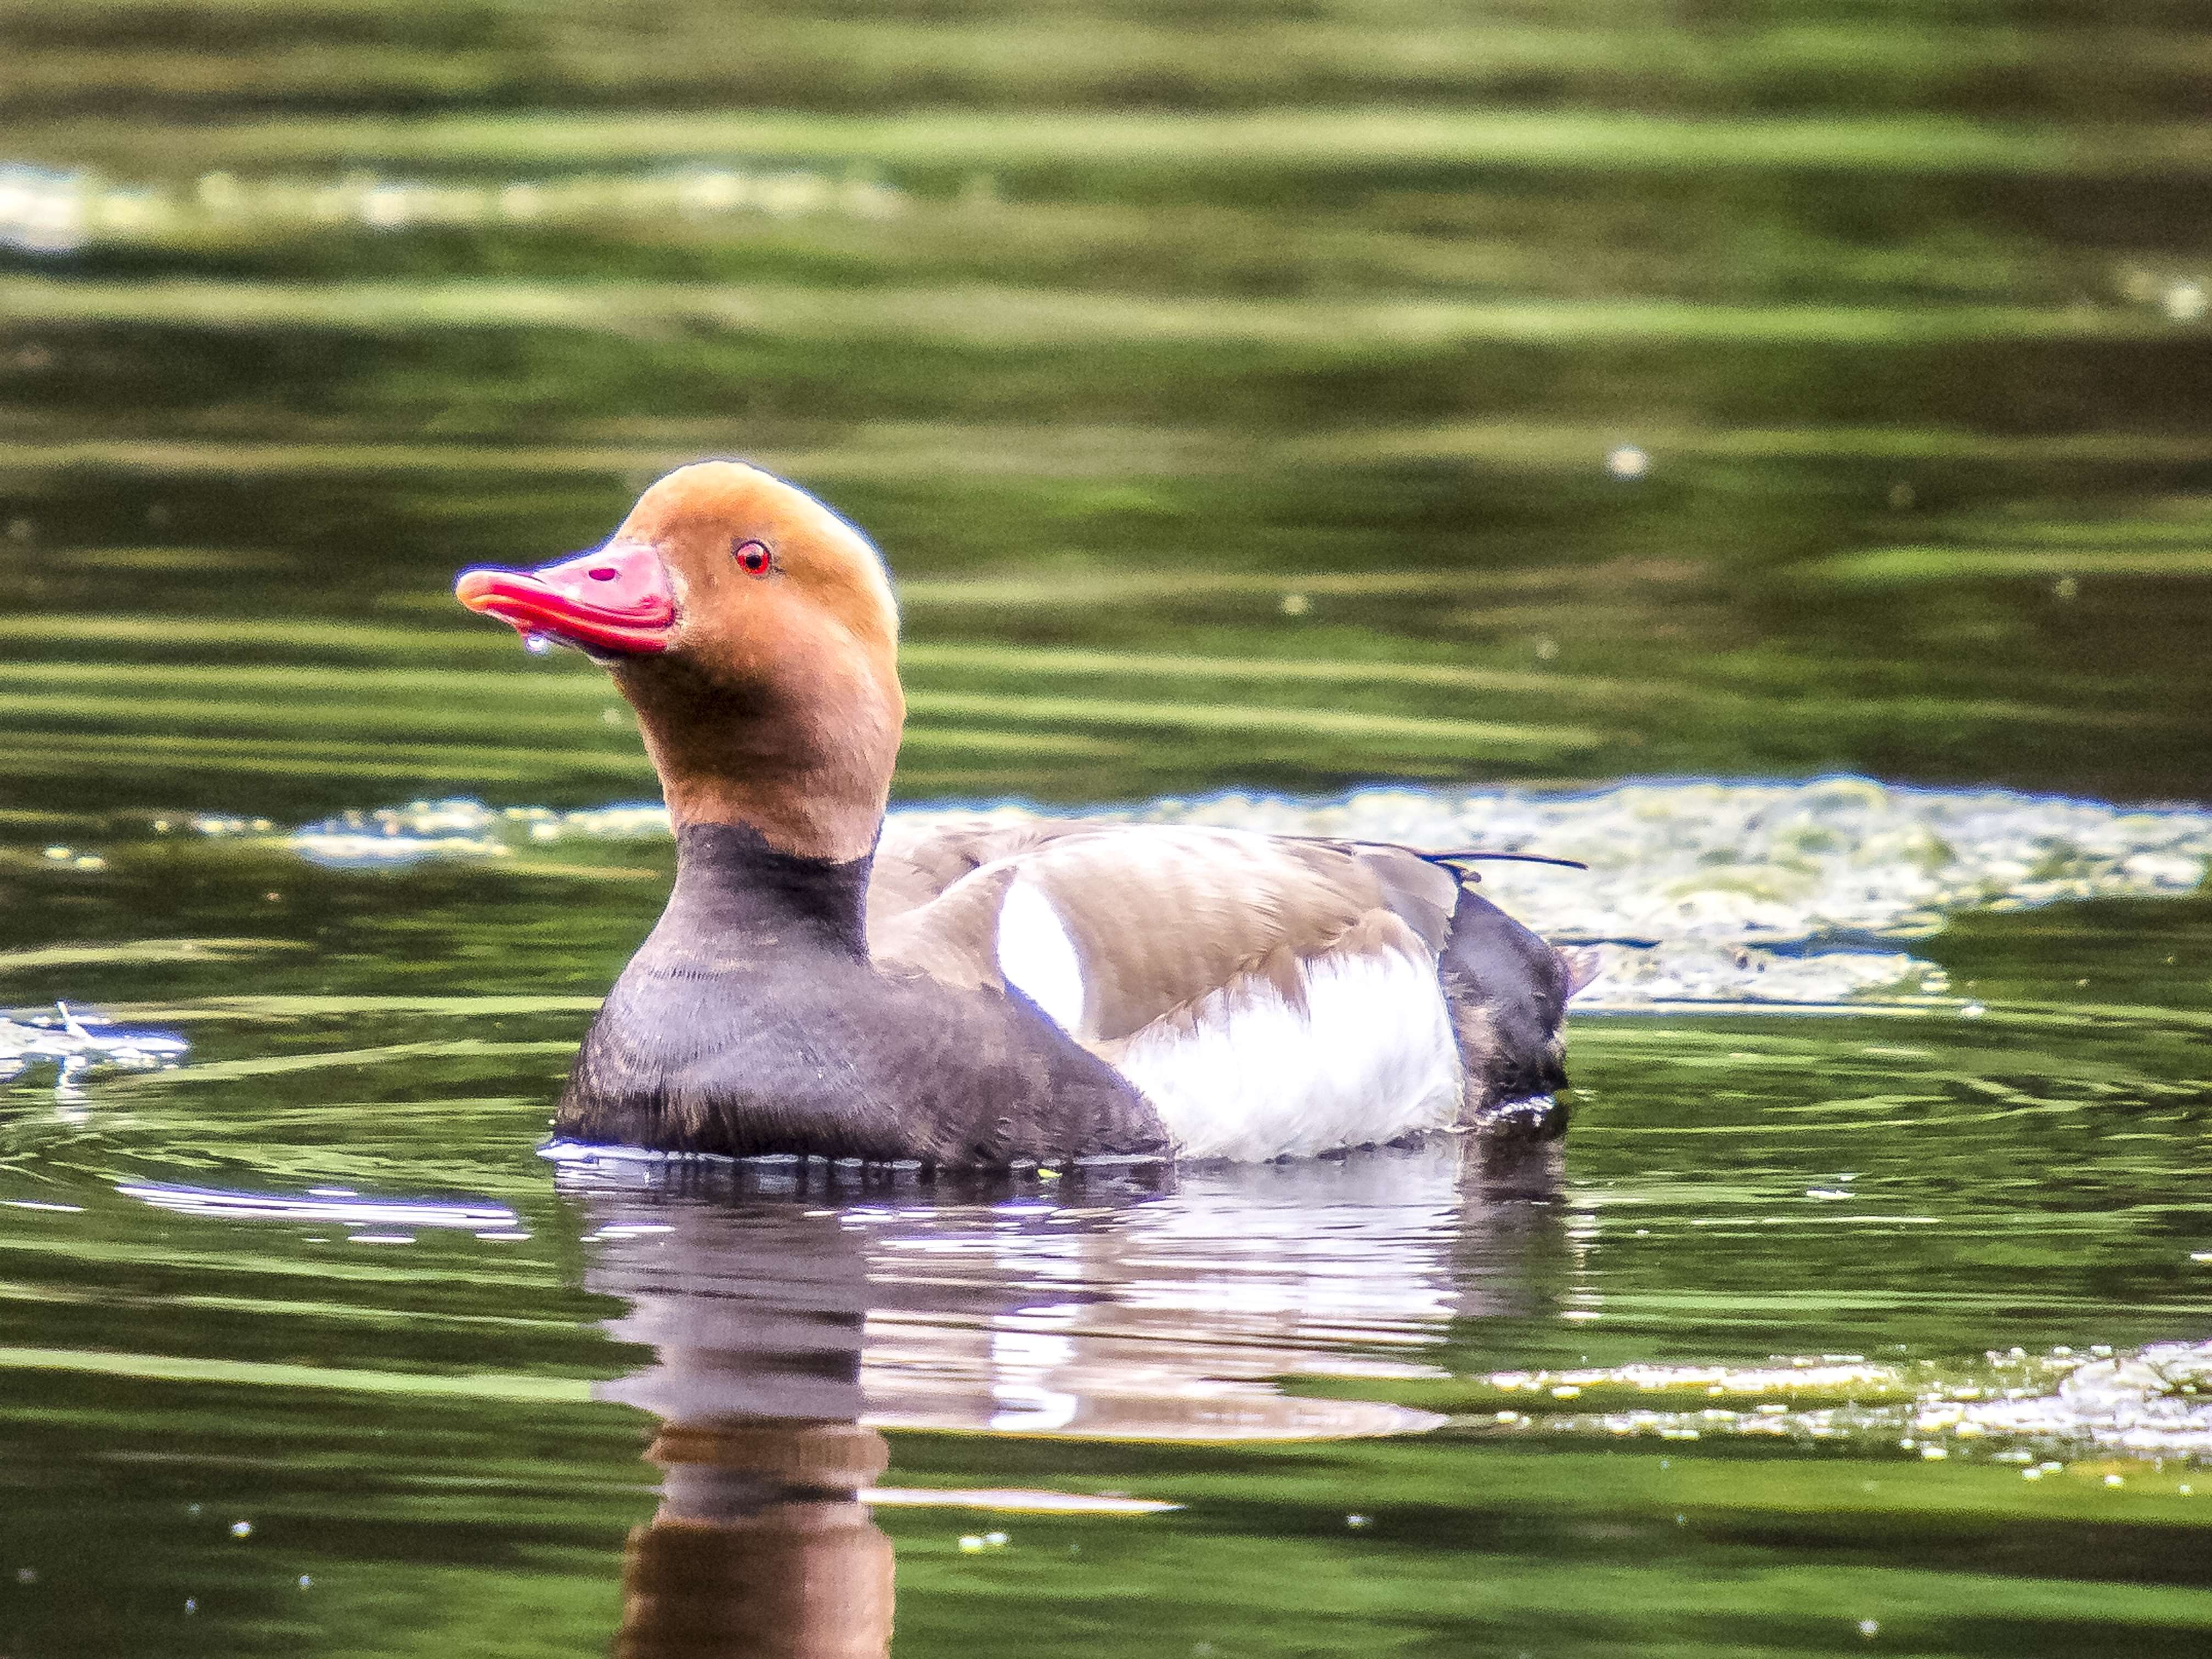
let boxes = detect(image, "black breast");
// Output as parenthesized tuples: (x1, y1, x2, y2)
(557, 823, 1167, 1166)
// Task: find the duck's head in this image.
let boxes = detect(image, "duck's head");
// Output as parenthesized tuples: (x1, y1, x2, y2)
(456, 461, 904, 862)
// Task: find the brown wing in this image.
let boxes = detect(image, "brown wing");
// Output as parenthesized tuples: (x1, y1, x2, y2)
(867, 821, 1461, 1043)
(867, 814, 1097, 930)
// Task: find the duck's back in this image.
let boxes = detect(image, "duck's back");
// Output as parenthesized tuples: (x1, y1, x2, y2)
(867, 819, 1572, 1160)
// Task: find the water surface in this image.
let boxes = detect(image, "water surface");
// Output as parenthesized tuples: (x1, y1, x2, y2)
(4, 2, 2212, 1654)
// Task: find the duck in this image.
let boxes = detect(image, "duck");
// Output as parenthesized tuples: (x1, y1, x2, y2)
(455, 461, 1581, 1169)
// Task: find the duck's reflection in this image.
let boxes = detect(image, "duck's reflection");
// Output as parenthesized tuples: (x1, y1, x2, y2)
(573, 1139, 1571, 1657)
(619, 1420, 892, 1658)
(595, 1199, 891, 1657)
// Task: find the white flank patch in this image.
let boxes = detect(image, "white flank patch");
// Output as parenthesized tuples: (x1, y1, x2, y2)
(1113, 947, 1462, 1161)
(995, 878, 1088, 1035)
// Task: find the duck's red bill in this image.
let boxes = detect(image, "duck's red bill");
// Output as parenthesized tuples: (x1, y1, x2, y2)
(454, 543, 675, 655)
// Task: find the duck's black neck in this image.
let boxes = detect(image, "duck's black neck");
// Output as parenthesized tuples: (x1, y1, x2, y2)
(662, 821, 872, 962)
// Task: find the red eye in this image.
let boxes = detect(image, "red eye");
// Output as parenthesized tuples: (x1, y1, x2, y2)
(733, 539, 772, 575)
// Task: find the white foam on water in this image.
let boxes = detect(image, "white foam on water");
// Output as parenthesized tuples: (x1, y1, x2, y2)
(272, 777, 2211, 1009)
(1482, 1340, 2212, 1464)
(1141, 776, 2212, 1008)
(0, 1005, 189, 1099)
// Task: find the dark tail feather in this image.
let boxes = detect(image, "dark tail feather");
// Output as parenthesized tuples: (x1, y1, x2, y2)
(1272, 833, 1588, 879)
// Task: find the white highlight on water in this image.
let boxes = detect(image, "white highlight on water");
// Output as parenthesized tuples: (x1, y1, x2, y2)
(0, 159, 906, 255)
(119, 1182, 518, 1233)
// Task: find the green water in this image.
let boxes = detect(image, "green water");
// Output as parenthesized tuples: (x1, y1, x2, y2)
(4, 2, 2212, 1655)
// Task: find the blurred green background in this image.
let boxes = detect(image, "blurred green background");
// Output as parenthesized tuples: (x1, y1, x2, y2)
(4, 0, 2210, 821)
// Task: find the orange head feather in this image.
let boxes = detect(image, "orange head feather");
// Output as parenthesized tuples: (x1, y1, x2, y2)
(460, 460, 907, 862)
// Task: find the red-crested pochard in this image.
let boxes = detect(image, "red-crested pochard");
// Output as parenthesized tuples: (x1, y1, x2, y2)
(456, 461, 1578, 1168)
